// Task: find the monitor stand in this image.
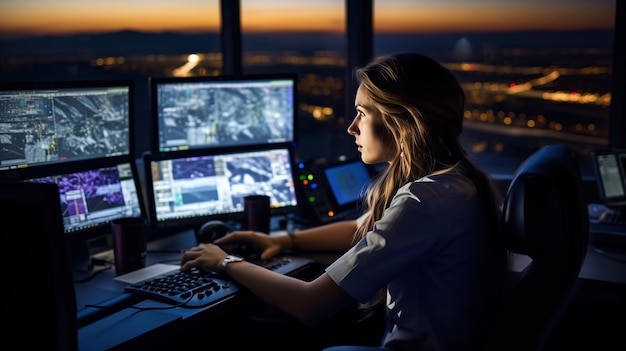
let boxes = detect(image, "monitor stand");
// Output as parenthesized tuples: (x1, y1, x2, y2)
(68, 236, 112, 276)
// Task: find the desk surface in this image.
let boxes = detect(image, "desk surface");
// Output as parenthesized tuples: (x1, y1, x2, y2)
(74, 227, 333, 350)
(74, 223, 626, 350)
(510, 243, 626, 285)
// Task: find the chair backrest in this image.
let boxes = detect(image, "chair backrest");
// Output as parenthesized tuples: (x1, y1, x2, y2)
(484, 144, 589, 351)
(0, 181, 78, 351)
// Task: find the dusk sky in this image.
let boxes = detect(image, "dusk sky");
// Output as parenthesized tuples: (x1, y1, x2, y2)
(0, 0, 615, 39)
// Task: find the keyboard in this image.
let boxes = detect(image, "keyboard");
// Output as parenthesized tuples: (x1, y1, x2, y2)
(124, 267, 238, 307)
(251, 255, 313, 275)
(124, 255, 312, 307)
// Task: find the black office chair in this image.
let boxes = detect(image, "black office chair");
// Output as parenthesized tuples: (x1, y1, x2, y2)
(484, 144, 589, 351)
(0, 181, 78, 351)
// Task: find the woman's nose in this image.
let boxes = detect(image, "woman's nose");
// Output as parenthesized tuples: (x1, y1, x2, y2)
(347, 120, 358, 135)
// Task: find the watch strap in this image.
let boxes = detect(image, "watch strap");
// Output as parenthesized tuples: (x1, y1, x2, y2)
(219, 254, 243, 271)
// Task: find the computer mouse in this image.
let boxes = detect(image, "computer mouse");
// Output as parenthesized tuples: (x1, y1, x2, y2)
(195, 220, 231, 244)
(195, 220, 259, 258)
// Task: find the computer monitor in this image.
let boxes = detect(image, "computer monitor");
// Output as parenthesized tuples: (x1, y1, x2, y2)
(144, 145, 299, 234)
(592, 150, 626, 209)
(150, 74, 297, 153)
(0, 80, 133, 180)
(27, 159, 143, 243)
(295, 158, 375, 224)
(0, 79, 143, 250)
(323, 159, 372, 211)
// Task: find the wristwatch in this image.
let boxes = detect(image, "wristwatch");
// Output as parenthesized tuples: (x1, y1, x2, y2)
(219, 254, 243, 271)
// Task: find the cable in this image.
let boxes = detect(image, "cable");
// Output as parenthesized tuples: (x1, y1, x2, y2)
(77, 293, 144, 327)
(85, 292, 204, 311)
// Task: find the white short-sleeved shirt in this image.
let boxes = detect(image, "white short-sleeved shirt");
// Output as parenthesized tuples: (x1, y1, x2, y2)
(326, 171, 492, 351)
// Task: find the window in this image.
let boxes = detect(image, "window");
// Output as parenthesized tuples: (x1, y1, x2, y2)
(0, 1, 221, 80)
(0, 0, 619, 176)
(374, 0, 616, 176)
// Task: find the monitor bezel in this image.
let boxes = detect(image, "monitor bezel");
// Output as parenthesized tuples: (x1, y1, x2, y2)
(148, 73, 298, 155)
(143, 143, 300, 238)
(0, 79, 136, 181)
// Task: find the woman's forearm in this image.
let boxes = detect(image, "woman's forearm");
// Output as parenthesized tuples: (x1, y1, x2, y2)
(286, 219, 357, 251)
(225, 261, 354, 325)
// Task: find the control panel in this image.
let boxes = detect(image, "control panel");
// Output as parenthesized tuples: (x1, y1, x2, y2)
(295, 158, 374, 224)
(295, 160, 339, 224)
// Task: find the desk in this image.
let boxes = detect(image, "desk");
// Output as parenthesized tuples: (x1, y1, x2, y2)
(510, 242, 626, 285)
(74, 229, 237, 350)
(74, 227, 337, 351)
(74, 224, 626, 351)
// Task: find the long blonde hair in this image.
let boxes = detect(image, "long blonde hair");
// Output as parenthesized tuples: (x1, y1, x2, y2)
(352, 53, 497, 241)
(352, 53, 507, 308)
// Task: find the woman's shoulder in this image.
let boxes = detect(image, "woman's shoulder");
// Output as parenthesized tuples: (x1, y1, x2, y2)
(410, 169, 472, 187)
(397, 171, 475, 200)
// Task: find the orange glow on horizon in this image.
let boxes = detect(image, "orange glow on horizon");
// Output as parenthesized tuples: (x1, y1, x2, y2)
(0, 1, 220, 38)
(241, 2, 344, 32)
(0, 0, 615, 38)
(373, 2, 614, 33)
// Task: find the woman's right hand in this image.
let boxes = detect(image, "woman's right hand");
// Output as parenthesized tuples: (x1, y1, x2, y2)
(213, 230, 283, 261)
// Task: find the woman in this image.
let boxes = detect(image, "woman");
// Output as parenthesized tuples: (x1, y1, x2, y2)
(180, 52, 509, 351)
